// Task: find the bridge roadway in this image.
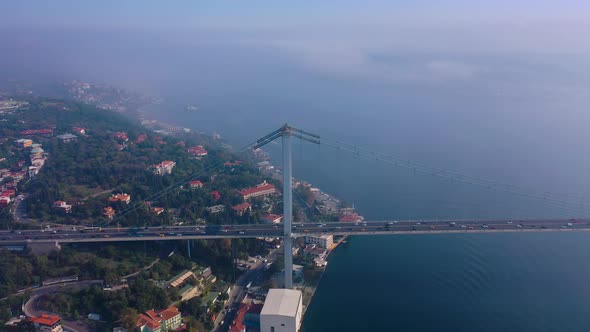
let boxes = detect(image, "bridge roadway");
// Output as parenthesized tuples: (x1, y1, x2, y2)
(0, 218, 588, 245)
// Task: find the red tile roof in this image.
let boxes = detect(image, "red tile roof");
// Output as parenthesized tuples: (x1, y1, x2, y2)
(137, 313, 161, 330)
(187, 145, 207, 156)
(261, 214, 282, 223)
(229, 303, 249, 332)
(30, 314, 61, 326)
(137, 306, 180, 330)
(239, 182, 276, 198)
(158, 306, 181, 321)
(189, 180, 203, 187)
(21, 129, 53, 135)
(232, 202, 251, 211)
(210, 191, 221, 201)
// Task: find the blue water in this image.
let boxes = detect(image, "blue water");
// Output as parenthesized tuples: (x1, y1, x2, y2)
(301, 233, 590, 332)
(137, 51, 590, 331)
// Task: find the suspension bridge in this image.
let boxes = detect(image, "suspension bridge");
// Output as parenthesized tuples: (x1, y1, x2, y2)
(2, 124, 589, 290)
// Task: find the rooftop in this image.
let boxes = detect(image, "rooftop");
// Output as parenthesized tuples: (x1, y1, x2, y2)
(56, 133, 77, 139)
(260, 289, 302, 317)
(30, 314, 60, 326)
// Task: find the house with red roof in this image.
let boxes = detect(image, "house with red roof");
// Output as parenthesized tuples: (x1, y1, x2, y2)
(112, 132, 128, 142)
(21, 129, 53, 136)
(103, 206, 116, 219)
(137, 306, 182, 332)
(72, 127, 86, 135)
(224, 160, 242, 167)
(232, 202, 252, 216)
(210, 191, 221, 201)
(188, 180, 203, 189)
(152, 160, 176, 175)
(151, 207, 165, 215)
(0, 196, 10, 207)
(52, 200, 72, 214)
(239, 181, 277, 200)
(261, 213, 283, 224)
(136, 134, 148, 143)
(109, 193, 131, 204)
(29, 314, 62, 332)
(187, 145, 207, 156)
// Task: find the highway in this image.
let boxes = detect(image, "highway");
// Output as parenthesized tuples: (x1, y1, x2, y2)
(0, 218, 589, 245)
(22, 280, 102, 332)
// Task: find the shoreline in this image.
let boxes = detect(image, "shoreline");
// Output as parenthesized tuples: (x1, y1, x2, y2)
(137, 102, 360, 320)
(63, 82, 359, 327)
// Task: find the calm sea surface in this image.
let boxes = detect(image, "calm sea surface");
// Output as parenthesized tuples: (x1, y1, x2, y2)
(301, 233, 590, 332)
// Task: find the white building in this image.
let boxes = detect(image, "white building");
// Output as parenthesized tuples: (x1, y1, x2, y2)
(304, 234, 333, 249)
(260, 289, 303, 332)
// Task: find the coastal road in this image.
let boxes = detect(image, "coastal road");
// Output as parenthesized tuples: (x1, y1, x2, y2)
(0, 219, 589, 245)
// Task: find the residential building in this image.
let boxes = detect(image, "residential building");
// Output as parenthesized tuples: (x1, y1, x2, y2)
(56, 134, 77, 143)
(187, 145, 207, 156)
(232, 202, 252, 216)
(0, 196, 11, 207)
(52, 200, 72, 214)
(303, 244, 327, 259)
(15, 138, 33, 148)
(151, 207, 164, 215)
(206, 205, 225, 214)
(224, 160, 241, 167)
(28, 166, 40, 178)
(136, 134, 148, 143)
(239, 181, 277, 200)
(229, 303, 249, 332)
(72, 127, 86, 135)
(261, 213, 283, 224)
(30, 314, 63, 332)
(109, 193, 131, 204)
(103, 206, 116, 219)
(304, 235, 333, 249)
(136, 306, 181, 332)
(112, 132, 128, 142)
(152, 160, 176, 175)
(136, 313, 160, 332)
(21, 129, 53, 136)
(188, 180, 203, 189)
(260, 289, 303, 332)
(244, 303, 263, 331)
(210, 191, 221, 201)
(30, 147, 44, 158)
(31, 157, 45, 167)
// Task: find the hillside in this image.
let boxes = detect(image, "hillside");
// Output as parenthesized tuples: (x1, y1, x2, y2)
(0, 97, 282, 228)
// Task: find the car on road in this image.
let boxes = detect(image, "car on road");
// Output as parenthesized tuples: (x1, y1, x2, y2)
(238, 231, 245, 235)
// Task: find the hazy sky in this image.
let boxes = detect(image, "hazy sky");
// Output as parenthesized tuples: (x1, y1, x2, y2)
(3, 1, 590, 86)
(2, 1, 590, 213)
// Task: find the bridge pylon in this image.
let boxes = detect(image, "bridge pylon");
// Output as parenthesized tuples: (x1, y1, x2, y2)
(255, 124, 320, 289)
